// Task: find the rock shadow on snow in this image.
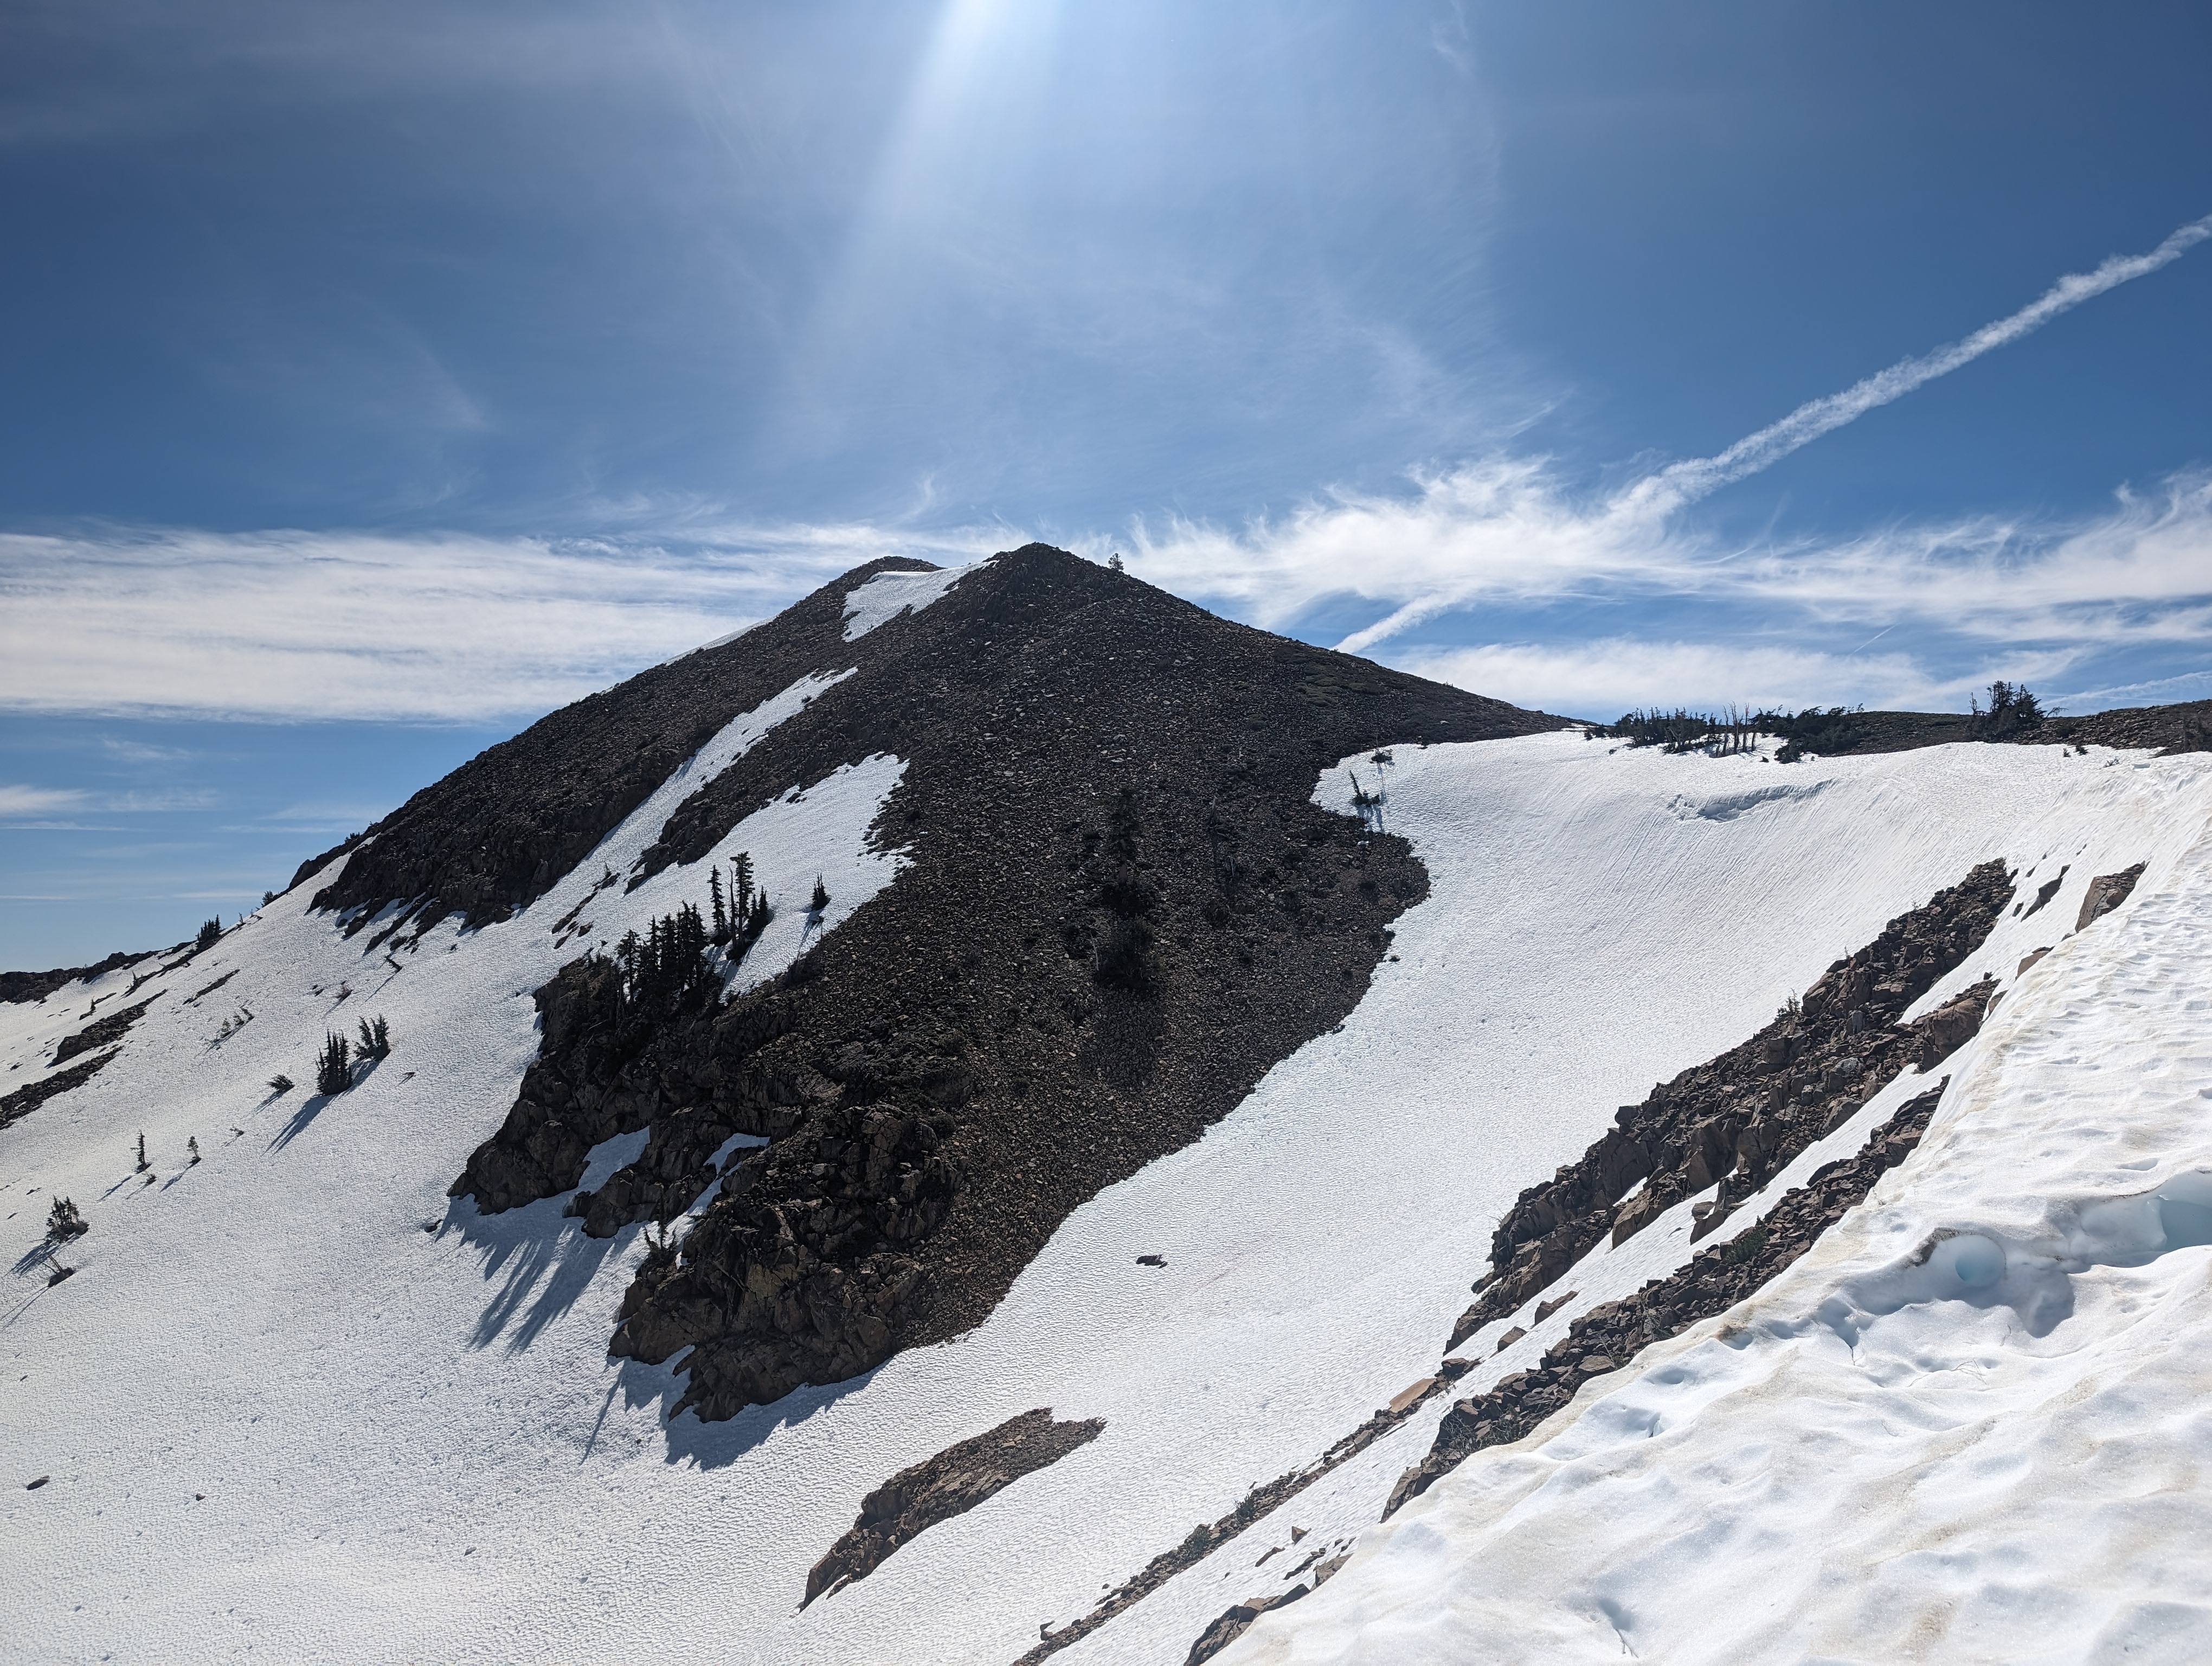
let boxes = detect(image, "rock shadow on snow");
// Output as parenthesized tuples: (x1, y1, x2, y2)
(619, 1353, 883, 1471)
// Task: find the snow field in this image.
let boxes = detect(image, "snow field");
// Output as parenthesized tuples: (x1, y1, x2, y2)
(841, 563, 975, 640)
(1225, 747, 2212, 1666)
(1, 726, 2192, 1666)
(2, 672, 909, 1665)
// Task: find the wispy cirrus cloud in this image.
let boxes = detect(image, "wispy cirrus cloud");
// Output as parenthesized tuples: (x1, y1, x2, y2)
(0, 785, 90, 816)
(1124, 464, 2212, 655)
(0, 783, 217, 822)
(0, 522, 996, 721)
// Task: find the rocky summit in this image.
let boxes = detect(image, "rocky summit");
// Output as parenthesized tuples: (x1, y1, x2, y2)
(335, 544, 1562, 1417)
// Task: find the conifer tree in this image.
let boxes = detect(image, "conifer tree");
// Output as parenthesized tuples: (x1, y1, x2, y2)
(355, 1015, 391, 1060)
(317, 1031, 352, 1095)
(732, 853, 754, 922)
(188, 1136, 201, 1165)
(46, 1196, 86, 1242)
(709, 866, 729, 943)
(810, 875, 830, 912)
(196, 917, 221, 952)
(136, 1131, 148, 1173)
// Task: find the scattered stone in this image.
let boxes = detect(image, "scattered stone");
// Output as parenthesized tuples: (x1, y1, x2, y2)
(1532, 1290, 1578, 1324)
(25, 1476, 49, 1490)
(2017, 947, 2052, 976)
(1387, 1376, 1437, 1415)
(1136, 1253, 1167, 1267)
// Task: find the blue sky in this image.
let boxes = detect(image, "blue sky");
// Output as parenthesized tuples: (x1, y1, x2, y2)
(5, 0, 2211, 966)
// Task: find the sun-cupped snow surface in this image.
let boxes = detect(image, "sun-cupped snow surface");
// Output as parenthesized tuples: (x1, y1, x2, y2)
(2, 731, 2199, 1666)
(840, 561, 974, 639)
(1227, 755, 2212, 1666)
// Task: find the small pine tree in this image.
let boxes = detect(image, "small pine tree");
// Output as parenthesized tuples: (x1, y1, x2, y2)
(47, 1195, 87, 1241)
(196, 917, 222, 951)
(136, 1131, 149, 1173)
(810, 875, 830, 912)
(187, 1136, 201, 1165)
(709, 866, 729, 944)
(1109, 552, 1125, 572)
(372, 1014, 389, 1057)
(732, 853, 754, 921)
(268, 1073, 294, 1094)
(316, 1031, 351, 1095)
(356, 1014, 391, 1060)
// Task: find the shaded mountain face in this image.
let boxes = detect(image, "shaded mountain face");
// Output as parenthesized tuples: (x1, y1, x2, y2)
(313, 544, 1564, 1419)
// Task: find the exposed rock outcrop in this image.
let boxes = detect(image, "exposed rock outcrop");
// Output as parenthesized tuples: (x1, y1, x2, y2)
(1015, 1359, 1476, 1663)
(1390, 1079, 1951, 1515)
(803, 1409, 1104, 1606)
(1, 1052, 121, 1133)
(1446, 860, 2014, 1349)
(1182, 1552, 1351, 1666)
(50, 993, 162, 1068)
(0, 950, 153, 1006)
(2075, 863, 2145, 933)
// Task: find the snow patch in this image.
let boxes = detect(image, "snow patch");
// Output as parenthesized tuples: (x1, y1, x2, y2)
(841, 565, 972, 640)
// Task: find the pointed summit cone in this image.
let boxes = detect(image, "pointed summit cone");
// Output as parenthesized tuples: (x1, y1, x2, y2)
(316, 543, 1565, 1419)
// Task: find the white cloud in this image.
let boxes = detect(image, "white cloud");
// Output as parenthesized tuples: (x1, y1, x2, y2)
(0, 785, 91, 816)
(0, 523, 994, 721)
(1118, 466, 2212, 669)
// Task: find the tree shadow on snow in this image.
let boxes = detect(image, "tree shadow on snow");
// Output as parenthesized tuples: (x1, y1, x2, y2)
(266, 1091, 335, 1152)
(268, 1058, 385, 1152)
(446, 1193, 630, 1356)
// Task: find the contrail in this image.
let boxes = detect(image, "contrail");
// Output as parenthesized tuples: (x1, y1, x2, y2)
(1617, 211, 2212, 519)
(1335, 210, 2212, 657)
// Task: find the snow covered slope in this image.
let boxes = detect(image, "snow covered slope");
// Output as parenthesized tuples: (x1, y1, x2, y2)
(1224, 746, 2212, 1666)
(4, 730, 2201, 1665)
